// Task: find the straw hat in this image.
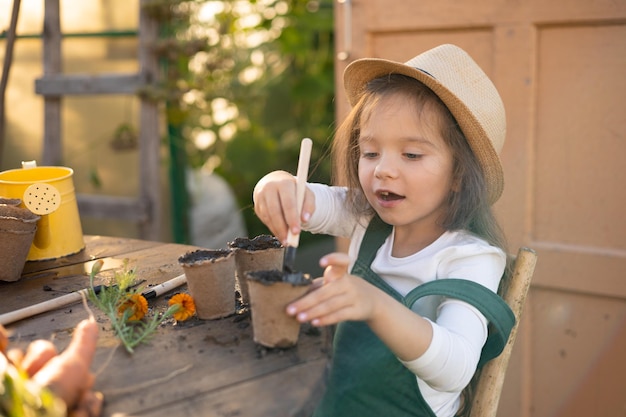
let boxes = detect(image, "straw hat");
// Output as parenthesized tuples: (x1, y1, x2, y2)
(343, 44, 506, 204)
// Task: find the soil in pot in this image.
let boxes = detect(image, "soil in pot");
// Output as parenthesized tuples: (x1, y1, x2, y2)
(228, 235, 284, 305)
(246, 269, 311, 348)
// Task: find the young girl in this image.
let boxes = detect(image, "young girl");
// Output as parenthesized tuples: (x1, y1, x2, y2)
(253, 44, 513, 417)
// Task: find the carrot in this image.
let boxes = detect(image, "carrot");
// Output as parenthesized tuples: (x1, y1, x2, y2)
(69, 391, 104, 417)
(6, 348, 24, 367)
(32, 318, 99, 409)
(20, 339, 58, 376)
(0, 325, 7, 354)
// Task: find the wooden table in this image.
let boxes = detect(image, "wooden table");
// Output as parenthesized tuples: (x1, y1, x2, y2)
(0, 236, 330, 417)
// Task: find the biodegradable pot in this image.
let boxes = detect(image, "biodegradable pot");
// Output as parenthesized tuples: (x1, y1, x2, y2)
(178, 249, 236, 319)
(0, 198, 21, 206)
(0, 205, 40, 282)
(246, 269, 311, 348)
(228, 235, 284, 305)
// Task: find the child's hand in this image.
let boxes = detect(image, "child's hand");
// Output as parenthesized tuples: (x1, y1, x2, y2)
(286, 252, 380, 327)
(287, 253, 434, 361)
(253, 170, 315, 244)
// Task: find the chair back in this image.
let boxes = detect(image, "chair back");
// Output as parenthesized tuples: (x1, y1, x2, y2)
(470, 247, 537, 417)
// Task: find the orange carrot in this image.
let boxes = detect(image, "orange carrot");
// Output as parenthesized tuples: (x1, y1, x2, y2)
(0, 325, 7, 354)
(20, 339, 58, 376)
(32, 319, 99, 409)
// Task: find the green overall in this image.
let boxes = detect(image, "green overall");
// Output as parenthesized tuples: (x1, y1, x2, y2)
(313, 217, 515, 417)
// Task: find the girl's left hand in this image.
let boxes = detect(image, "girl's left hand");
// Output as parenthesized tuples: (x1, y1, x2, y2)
(286, 252, 382, 327)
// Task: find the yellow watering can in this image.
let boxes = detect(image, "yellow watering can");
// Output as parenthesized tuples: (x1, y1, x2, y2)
(0, 161, 85, 261)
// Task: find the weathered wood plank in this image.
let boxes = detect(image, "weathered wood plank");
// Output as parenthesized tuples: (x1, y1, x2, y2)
(18, 235, 159, 275)
(77, 194, 149, 222)
(89, 317, 328, 417)
(140, 358, 328, 417)
(35, 73, 143, 95)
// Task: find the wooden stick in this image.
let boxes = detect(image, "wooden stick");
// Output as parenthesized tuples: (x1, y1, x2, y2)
(283, 138, 313, 271)
(0, 274, 187, 326)
(0, 289, 89, 326)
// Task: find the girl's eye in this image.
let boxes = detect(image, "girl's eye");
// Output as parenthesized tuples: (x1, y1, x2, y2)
(404, 153, 423, 160)
(361, 151, 378, 159)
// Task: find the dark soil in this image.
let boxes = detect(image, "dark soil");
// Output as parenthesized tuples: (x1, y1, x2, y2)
(247, 269, 311, 286)
(0, 198, 21, 207)
(0, 204, 40, 222)
(228, 235, 282, 251)
(178, 249, 232, 265)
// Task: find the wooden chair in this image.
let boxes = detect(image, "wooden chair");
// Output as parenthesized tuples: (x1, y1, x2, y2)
(470, 247, 538, 417)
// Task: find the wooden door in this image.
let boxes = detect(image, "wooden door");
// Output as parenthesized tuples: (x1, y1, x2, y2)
(334, 1, 626, 416)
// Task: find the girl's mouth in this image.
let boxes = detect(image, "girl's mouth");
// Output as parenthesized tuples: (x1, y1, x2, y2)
(376, 190, 404, 202)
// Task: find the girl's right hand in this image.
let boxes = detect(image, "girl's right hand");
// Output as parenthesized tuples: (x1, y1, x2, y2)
(253, 170, 315, 244)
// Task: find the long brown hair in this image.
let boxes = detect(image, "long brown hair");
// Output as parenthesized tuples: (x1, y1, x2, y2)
(332, 74, 511, 416)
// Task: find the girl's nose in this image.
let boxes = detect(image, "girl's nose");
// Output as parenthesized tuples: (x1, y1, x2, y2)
(374, 154, 398, 179)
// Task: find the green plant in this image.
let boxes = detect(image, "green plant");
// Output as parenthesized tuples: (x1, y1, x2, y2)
(146, 0, 335, 243)
(87, 260, 180, 353)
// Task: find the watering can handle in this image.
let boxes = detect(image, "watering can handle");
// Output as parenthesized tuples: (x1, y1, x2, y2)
(22, 160, 38, 169)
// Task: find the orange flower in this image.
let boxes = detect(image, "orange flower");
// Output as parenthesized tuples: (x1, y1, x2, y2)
(168, 293, 196, 321)
(118, 293, 148, 321)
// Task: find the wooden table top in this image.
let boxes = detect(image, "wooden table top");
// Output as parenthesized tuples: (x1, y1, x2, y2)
(0, 236, 330, 417)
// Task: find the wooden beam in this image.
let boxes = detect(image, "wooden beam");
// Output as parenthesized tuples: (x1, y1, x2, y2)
(42, 0, 62, 166)
(138, 0, 162, 241)
(35, 73, 143, 96)
(77, 194, 149, 222)
(0, 0, 21, 163)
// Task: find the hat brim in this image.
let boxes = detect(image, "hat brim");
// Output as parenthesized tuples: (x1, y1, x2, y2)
(343, 57, 504, 205)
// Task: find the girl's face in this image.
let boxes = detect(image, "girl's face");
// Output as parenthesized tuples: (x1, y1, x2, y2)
(358, 93, 456, 247)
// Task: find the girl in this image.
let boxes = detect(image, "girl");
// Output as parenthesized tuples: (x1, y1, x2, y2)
(253, 44, 513, 417)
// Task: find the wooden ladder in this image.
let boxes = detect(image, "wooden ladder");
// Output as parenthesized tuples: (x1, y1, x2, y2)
(35, 0, 162, 241)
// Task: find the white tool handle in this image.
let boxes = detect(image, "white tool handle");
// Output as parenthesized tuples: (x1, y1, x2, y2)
(0, 289, 88, 326)
(285, 138, 313, 248)
(142, 274, 186, 299)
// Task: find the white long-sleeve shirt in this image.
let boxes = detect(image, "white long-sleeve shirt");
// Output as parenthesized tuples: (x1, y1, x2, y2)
(303, 183, 506, 417)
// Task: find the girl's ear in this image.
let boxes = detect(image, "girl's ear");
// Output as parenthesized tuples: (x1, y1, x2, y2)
(451, 174, 462, 193)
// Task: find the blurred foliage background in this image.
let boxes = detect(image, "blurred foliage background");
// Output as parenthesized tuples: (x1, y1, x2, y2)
(147, 0, 335, 244)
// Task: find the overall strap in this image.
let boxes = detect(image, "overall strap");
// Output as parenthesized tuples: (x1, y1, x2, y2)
(316, 216, 435, 417)
(354, 215, 392, 266)
(405, 279, 515, 367)
(351, 216, 515, 366)
(350, 216, 399, 299)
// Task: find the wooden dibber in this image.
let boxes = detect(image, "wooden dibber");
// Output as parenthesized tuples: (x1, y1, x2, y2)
(282, 138, 313, 282)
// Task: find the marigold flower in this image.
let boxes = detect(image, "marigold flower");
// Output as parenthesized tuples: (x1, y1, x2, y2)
(90, 259, 104, 276)
(168, 293, 196, 321)
(118, 293, 149, 321)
